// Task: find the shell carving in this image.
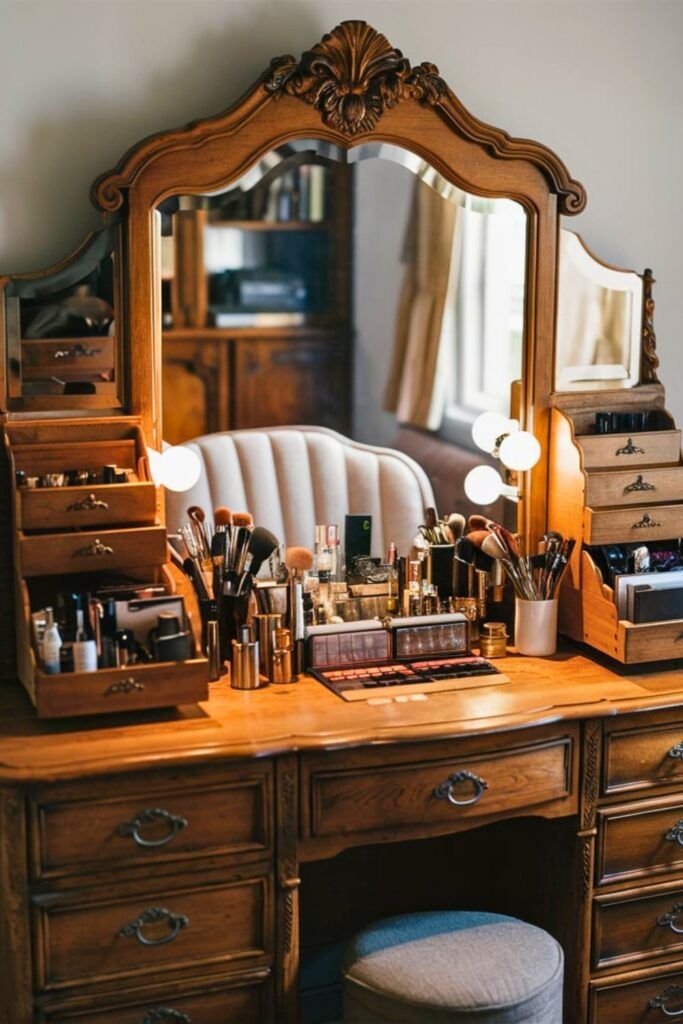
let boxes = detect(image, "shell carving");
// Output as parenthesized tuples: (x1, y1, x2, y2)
(265, 21, 446, 135)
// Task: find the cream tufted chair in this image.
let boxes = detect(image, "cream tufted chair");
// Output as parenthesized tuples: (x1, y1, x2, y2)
(165, 426, 435, 558)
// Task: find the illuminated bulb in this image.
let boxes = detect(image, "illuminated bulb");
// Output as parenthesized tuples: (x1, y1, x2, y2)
(498, 431, 541, 472)
(146, 448, 164, 486)
(464, 465, 504, 506)
(471, 412, 515, 453)
(159, 445, 202, 492)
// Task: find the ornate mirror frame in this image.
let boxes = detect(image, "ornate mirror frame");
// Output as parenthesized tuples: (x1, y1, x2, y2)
(90, 20, 585, 541)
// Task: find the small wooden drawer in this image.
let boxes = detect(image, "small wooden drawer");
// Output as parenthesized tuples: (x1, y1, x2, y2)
(18, 525, 167, 576)
(597, 796, 683, 887)
(620, 619, 683, 664)
(38, 971, 273, 1023)
(591, 966, 683, 1022)
(302, 730, 576, 845)
(603, 716, 683, 796)
(578, 430, 682, 470)
(594, 879, 683, 970)
(20, 337, 115, 371)
(585, 466, 683, 508)
(30, 763, 273, 879)
(33, 869, 272, 991)
(584, 502, 683, 545)
(16, 482, 157, 531)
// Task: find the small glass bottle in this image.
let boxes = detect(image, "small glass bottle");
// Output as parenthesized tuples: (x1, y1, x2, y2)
(42, 607, 62, 675)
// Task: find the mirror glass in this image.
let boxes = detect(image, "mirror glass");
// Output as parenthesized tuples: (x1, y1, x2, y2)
(157, 141, 526, 515)
(555, 229, 643, 391)
(4, 226, 119, 407)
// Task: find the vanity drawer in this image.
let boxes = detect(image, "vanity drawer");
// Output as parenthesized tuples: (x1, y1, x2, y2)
(584, 503, 683, 545)
(33, 870, 272, 991)
(17, 482, 157, 531)
(585, 466, 683, 508)
(591, 966, 683, 1023)
(30, 764, 273, 879)
(594, 880, 683, 970)
(21, 337, 115, 371)
(603, 717, 683, 796)
(597, 796, 683, 887)
(578, 430, 681, 469)
(302, 733, 575, 843)
(18, 525, 167, 576)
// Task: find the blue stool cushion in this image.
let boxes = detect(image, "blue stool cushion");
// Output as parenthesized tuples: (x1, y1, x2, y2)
(343, 911, 564, 1023)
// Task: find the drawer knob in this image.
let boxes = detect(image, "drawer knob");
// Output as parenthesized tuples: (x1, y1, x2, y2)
(118, 906, 189, 946)
(668, 743, 683, 762)
(616, 437, 646, 456)
(632, 513, 662, 530)
(54, 343, 102, 358)
(665, 820, 683, 847)
(649, 984, 683, 1017)
(434, 769, 489, 807)
(67, 493, 110, 512)
(118, 808, 188, 848)
(624, 474, 656, 493)
(143, 1011, 191, 1024)
(658, 903, 683, 935)
(104, 677, 144, 696)
(74, 538, 114, 557)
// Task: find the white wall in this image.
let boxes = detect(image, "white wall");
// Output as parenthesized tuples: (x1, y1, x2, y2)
(2, 0, 682, 418)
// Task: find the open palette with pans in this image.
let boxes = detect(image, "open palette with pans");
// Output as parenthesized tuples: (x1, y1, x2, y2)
(311, 656, 509, 702)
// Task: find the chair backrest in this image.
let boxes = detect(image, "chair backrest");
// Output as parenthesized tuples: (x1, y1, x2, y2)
(165, 426, 435, 558)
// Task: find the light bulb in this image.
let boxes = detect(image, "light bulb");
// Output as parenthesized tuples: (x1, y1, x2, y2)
(464, 465, 504, 506)
(159, 445, 202, 492)
(146, 448, 164, 485)
(471, 412, 515, 453)
(498, 431, 541, 472)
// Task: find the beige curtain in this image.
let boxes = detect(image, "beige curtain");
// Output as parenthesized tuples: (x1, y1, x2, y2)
(384, 180, 458, 430)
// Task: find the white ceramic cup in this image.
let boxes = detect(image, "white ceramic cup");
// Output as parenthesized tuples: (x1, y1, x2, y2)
(514, 597, 559, 657)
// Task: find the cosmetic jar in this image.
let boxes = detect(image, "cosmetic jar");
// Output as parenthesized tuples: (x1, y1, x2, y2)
(253, 612, 283, 678)
(479, 621, 508, 659)
(271, 627, 297, 684)
(231, 629, 264, 690)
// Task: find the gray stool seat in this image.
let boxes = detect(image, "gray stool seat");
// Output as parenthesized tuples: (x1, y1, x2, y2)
(343, 911, 564, 1023)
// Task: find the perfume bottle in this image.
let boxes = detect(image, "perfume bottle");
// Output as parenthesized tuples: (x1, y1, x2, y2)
(42, 607, 62, 675)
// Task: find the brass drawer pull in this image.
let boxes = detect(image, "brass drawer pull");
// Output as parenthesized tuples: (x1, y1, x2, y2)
(74, 538, 114, 557)
(434, 769, 488, 807)
(665, 820, 683, 847)
(105, 677, 144, 696)
(616, 437, 645, 456)
(67, 493, 109, 512)
(118, 808, 188, 848)
(118, 906, 188, 946)
(54, 343, 102, 358)
(624, 474, 656, 493)
(668, 743, 683, 761)
(650, 984, 683, 1016)
(632, 513, 662, 530)
(143, 1010, 191, 1024)
(658, 902, 683, 934)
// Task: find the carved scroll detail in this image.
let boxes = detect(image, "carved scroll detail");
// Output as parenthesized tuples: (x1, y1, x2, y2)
(641, 267, 659, 383)
(581, 721, 601, 830)
(265, 20, 446, 135)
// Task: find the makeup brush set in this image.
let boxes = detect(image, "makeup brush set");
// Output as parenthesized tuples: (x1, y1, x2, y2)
(465, 518, 575, 602)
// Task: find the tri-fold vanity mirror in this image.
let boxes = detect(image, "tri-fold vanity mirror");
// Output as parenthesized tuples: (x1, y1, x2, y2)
(0, 19, 677, 718)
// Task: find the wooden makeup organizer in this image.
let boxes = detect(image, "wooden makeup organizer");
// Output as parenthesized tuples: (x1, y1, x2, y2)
(3, 20, 683, 1024)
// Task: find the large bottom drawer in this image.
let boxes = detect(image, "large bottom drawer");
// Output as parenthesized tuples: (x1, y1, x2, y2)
(591, 965, 683, 1022)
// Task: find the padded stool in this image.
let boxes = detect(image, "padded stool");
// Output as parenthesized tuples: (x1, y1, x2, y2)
(343, 911, 564, 1023)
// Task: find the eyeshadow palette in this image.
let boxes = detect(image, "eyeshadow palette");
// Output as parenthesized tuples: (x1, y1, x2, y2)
(312, 655, 509, 702)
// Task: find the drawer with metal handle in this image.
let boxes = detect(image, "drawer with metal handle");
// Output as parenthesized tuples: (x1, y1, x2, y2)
(17, 524, 167, 576)
(596, 795, 683, 887)
(590, 967, 683, 1022)
(16, 481, 157, 531)
(585, 466, 683, 509)
(603, 715, 683, 796)
(593, 880, 683, 971)
(300, 727, 577, 849)
(578, 429, 682, 470)
(29, 763, 273, 880)
(584, 502, 683, 546)
(32, 869, 272, 991)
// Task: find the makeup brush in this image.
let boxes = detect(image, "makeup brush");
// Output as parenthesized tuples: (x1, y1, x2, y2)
(247, 527, 280, 577)
(214, 506, 232, 533)
(229, 512, 254, 576)
(285, 547, 313, 674)
(446, 513, 466, 541)
(187, 505, 212, 561)
(182, 556, 209, 603)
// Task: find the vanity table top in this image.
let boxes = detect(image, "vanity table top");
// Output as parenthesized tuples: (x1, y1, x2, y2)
(1, 645, 683, 783)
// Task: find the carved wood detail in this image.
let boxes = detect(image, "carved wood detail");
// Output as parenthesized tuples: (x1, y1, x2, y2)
(581, 719, 602, 830)
(641, 267, 660, 383)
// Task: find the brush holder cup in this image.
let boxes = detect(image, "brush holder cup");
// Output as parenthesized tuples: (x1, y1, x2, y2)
(219, 593, 251, 663)
(514, 597, 558, 657)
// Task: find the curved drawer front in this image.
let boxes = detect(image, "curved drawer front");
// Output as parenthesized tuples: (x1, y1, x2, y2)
(34, 872, 272, 991)
(306, 737, 574, 841)
(579, 430, 682, 470)
(591, 967, 683, 1023)
(594, 882, 683, 971)
(584, 503, 683, 545)
(31, 765, 273, 879)
(585, 466, 683, 508)
(604, 719, 683, 796)
(597, 798, 683, 887)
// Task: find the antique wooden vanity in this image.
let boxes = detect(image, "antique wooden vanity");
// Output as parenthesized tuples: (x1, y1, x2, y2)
(2, 21, 683, 1024)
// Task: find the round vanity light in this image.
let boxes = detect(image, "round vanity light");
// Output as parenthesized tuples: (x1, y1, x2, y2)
(148, 445, 202, 492)
(464, 465, 503, 505)
(471, 412, 516, 453)
(146, 448, 165, 485)
(498, 431, 541, 472)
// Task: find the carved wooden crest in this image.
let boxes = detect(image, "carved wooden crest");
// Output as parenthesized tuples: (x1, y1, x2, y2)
(265, 20, 446, 135)
(641, 268, 659, 383)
